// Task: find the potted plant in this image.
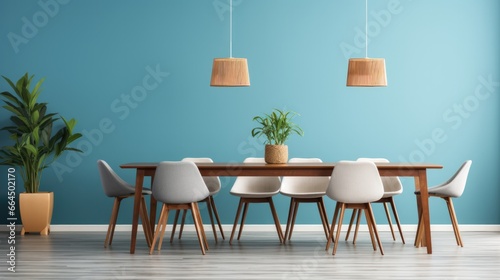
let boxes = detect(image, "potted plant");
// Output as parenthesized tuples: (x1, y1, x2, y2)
(0, 73, 82, 235)
(251, 108, 304, 164)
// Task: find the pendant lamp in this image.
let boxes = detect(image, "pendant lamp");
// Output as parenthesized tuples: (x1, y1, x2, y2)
(346, 0, 387, 87)
(210, 0, 250, 87)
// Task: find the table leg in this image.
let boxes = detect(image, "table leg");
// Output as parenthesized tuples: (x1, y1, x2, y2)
(130, 169, 145, 254)
(415, 170, 432, 254)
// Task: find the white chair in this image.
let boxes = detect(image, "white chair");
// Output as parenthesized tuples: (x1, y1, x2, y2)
(345, 158, 405, 244)
(229, 157, 283, 244)
(325, 161, 385, 255)
(279, 158, 330, 243)
(149, 161, 210, 255)
(170, 158, 224, 243)
(97, 160, 152, 248)
(415, 160, 472, 247)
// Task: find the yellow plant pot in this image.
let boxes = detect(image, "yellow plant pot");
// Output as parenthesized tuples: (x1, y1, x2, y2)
(19, 192, 54, 235)
(265, 144, 288, 164)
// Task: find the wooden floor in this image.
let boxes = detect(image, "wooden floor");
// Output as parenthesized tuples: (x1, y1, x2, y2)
(1, 230, 499, 279)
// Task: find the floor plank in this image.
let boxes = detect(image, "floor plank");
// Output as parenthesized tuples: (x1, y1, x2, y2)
(1, 230, 499, 279)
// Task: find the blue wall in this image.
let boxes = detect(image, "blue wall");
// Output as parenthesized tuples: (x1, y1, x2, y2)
(1, 0, 499, 226)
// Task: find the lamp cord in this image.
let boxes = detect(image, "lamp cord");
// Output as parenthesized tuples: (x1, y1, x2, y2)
(365, 0, 368, 58)
(230, 0, 233, 58)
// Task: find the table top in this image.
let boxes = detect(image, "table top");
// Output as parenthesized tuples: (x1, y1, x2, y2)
(120, 162, 443, 177)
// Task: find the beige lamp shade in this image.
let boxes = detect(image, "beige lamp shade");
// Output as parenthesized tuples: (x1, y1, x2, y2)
(210, 58, 250, 87)
(346, 58, 387, 87)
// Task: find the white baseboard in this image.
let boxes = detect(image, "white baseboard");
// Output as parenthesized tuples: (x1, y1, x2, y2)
(2, 224, 499, 232)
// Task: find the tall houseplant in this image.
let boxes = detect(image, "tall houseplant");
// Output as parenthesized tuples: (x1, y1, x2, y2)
(251, 109, 303, 164)
(0, 73, 82, 234)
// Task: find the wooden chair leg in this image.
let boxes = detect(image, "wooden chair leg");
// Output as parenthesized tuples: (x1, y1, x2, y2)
(326, 202, 340, 251)
(191, 202, 207, 255)
(230, 199, 244, 244)
(383, 202, 396, 241)
(345, 209, 357, 241)
(317, 199, 330, 239)
(150, 204, 168, 254)
(353, 209, 362, 244)
(333, 203, 346, 255)
(269, 198, 284, 243)
(210, 195, 225, 240)
(389, 198, 405, 244)
(108, 198, 121, 247)
(364, 207, 377, 251)
(170, 210, 180, 243)
(444, 197, 463, 247)
(288, 200, 300, 241)
(205, 197, 218, 243)
(157, 207, 170, 252)
(366, 203, 384, 255)
(284, 198, 296, 243)
(178, 210, 187, 239)
(237, 202, 249, 240)
(196, 203, 209, 250)
(105, 197, 121, 248)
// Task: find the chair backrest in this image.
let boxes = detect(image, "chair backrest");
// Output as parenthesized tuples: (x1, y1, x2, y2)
(357, 158, 403, 193)
(432, 160, 472, 198)
(230, 157, 281, 194)
(326, 161, 384, 203)
(152, 161, 210, 204)
(280, 158, 330, 194)
(97, 160, 136, 197)
(181, 157, 221, 194)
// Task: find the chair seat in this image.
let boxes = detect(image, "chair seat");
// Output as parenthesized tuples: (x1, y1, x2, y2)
(280, 191, 325, 199)
(414, 190, 454, 198)
(415, 186, 460, 198)
(230, 190, 279, 198)
(209, 189, 220, 196)
(119, 187, 152, 197)
(414, 187, 454, 197)
(381, 189, 402, 198)
(115, 184, 152, 196)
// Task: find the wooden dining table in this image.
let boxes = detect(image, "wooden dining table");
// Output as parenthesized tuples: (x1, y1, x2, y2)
(120, 162, 442, 254)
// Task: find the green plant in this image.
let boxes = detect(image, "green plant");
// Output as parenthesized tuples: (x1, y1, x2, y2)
(251, 108, 304, 145)
(0, 73, 82, 193)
